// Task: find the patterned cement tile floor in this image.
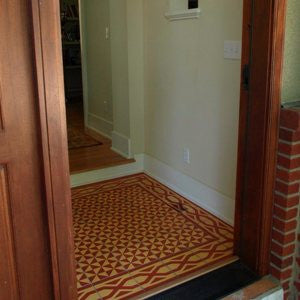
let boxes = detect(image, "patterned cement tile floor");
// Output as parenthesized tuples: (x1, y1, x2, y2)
(72, 173, 235, 300)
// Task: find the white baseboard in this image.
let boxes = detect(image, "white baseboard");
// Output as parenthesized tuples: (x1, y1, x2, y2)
(111, 131, 131, 158)
(70, 153, 234, 225)
(87, 113, 113, 138)
(143, 154, 234, 225)
(71, 154, 144, 188)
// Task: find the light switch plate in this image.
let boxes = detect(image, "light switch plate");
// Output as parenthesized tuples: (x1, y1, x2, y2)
(224, 40, 241, 60)
(105, 27, 110, 40)
(183, 148, 190, 164)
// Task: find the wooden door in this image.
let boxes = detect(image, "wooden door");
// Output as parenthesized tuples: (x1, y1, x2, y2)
(0, 1, 53, 298)
(0, 1, 76, 299)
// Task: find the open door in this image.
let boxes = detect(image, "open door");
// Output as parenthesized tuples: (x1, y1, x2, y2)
(0, 1, 76, 299)
(0, 1, 54, 298)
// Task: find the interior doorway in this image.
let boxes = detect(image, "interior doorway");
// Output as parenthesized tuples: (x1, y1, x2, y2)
(0, 0, 287, 299)
(60, 0, 248, 298)
(60, 0, 134, 174)
(31, 0, 287, 298)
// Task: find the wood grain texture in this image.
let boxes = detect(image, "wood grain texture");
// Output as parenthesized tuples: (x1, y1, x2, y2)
(0, 0, 54, 298)
(234, 0, 253, 258)
(235, 0, 287, 275)
(69, 143, 135, 174)
(0, 81, 3, 130)
(30, 0, 77, 298)
(0, 166, 19, 300)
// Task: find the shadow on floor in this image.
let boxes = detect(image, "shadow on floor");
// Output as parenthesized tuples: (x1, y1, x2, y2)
(148, 261, 258, 300)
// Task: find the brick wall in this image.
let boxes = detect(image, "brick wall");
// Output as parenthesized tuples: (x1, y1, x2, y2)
(294, 232, 300, 298)
(271, 108, 300, 300)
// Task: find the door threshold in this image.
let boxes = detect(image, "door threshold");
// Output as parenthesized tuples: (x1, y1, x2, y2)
(136, 257, 240, 300)
(147, 260, 259, 300)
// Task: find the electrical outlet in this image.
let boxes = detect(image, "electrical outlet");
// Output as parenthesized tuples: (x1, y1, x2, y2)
(183, 148, 190, 164)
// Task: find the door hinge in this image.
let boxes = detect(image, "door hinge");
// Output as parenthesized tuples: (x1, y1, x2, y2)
(242, 64, 250, 91)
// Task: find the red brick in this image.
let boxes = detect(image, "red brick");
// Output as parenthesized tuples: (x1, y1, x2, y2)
(278, 142, 300, 156)
(272, 229, 296, 245)
(283, 291, 290, 300)
(277, 154, 300, 169)
(270, 254, 293, 269)
(273, 206, 299, 221)
(270, 265, 292, 281)
(280, 128, 300, 142)
(276, 167, 300, 182)
(280, 109, 300, 131)
(294, 281, 300, 292)
(273, 218, 298, 233)
(275, 180, 299, 195)
(281, 280, 291, 291)
(271, 241, 295, 257)
(274, 194, 300, 208)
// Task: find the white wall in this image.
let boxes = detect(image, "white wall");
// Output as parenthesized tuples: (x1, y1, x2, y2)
(109, 0, 132, 156)
(282, 0, 300, 102)
(109, 0, 130, 138)
(81, 0, 134, 155)
(144, 0, 243, 199)
(79, 0, 243, 218)
(81, 0, 113, 137)
(127, 0, 145, 155)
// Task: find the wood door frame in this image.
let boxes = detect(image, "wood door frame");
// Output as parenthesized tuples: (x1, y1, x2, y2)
(234, 0, 287, 275)
(30, 0, 288, 297)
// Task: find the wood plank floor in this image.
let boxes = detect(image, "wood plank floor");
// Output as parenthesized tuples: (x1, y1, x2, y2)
(69, 144, 135, 174)
(67, 101, 134, 174)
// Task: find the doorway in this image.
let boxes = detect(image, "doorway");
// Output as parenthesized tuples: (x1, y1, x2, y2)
(63, 0, 245, 298)
(0, 0, 285, 299)
(60, 0, 134, 174)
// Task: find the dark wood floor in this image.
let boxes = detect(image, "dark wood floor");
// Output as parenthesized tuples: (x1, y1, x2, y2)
(66, 101, 134, 174)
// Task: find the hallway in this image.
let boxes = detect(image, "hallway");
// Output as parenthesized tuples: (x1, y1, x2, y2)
(67, 101, 134, 174)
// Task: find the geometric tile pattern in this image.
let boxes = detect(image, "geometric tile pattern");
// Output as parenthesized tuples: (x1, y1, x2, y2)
(72, 173, 235, 299)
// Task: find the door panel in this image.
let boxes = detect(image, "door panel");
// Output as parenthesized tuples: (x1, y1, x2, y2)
(0, 166, 18, 299)
(0, 1, 54, 298)
(0, 89, 3, 129)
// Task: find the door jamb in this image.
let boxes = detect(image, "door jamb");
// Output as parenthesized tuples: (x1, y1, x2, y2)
(78, 0, 89, 128)
(30, 0, 288, 297)
(234, 0, 287, 275)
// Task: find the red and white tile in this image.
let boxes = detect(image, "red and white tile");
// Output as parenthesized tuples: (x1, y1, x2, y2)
(72, 173, 235, 300)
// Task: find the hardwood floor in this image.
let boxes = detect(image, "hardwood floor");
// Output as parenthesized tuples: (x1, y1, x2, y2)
(67, 101, 134, 174)
(69, 145, 135, 174)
